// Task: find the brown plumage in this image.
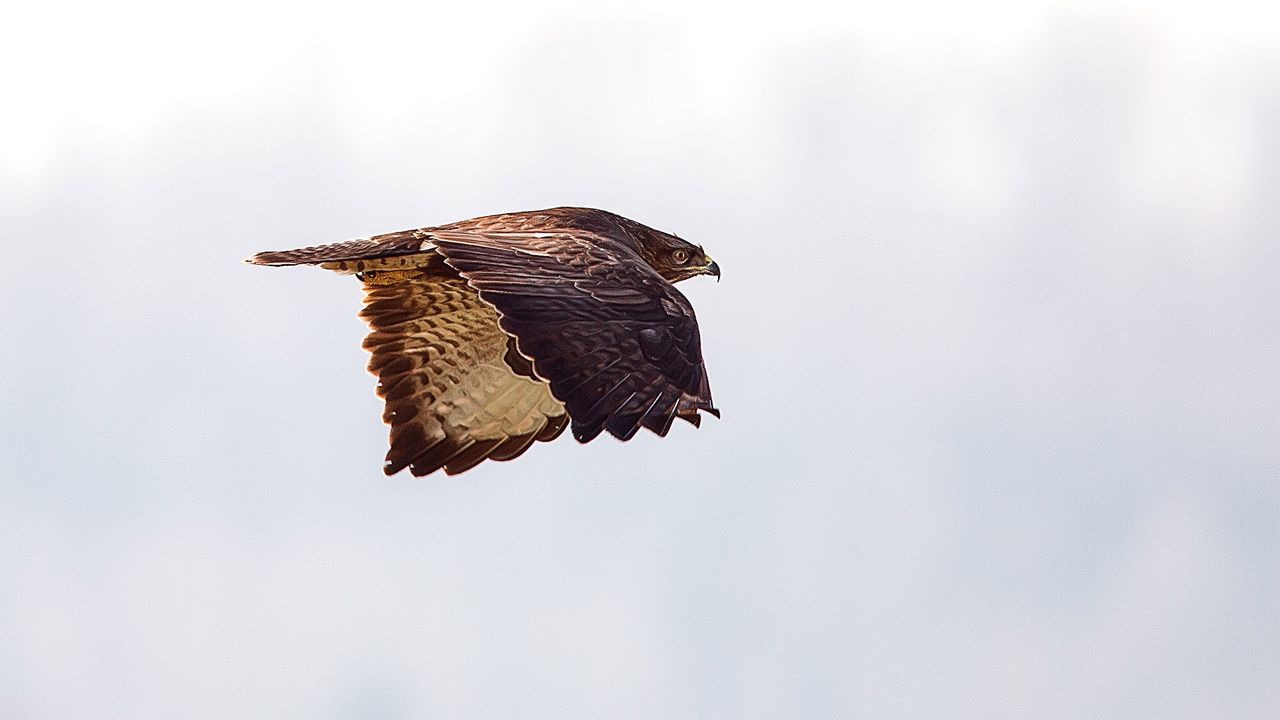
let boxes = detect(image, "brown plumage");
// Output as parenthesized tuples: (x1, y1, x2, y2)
(247, 207, 721, 476)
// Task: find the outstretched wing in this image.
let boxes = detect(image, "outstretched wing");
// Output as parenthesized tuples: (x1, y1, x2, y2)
(429, 230, 718, 443)
(359, 254, 568, 476)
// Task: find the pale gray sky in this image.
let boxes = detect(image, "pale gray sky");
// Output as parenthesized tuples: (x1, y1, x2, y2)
(2, 1, 1277, 718)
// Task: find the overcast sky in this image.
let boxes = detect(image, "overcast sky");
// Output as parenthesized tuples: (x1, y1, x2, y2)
(2, 1, 1277, 718)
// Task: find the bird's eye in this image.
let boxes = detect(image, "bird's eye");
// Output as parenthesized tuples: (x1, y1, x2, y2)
(673, 250, 689, 264)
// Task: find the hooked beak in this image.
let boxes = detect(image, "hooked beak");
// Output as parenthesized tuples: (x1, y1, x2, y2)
(704, 257, 721, 282)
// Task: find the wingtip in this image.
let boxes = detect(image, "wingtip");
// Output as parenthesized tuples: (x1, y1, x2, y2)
(571, 420, 607, 443)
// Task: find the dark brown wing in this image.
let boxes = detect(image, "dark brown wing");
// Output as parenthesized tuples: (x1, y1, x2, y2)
(359, 254, 568, 476)
(429, 230, 718, 443)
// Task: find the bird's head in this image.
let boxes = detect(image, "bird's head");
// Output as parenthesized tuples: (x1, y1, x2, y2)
(557, 207, 719, 284)
(642, 230, 720, 284)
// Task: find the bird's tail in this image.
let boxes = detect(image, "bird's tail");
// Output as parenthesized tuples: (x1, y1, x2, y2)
(245, 230, 430, 266)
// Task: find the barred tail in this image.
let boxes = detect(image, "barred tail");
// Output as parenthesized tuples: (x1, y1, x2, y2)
(245, 229, 432, 266)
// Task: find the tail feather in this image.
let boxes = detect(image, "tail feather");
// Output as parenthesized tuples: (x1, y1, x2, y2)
(245, 229, 432, 266)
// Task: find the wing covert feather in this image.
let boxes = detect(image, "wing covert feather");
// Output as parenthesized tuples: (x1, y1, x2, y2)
(429, 231, 718, 443)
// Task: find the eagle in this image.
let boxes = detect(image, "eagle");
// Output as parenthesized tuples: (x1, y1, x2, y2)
(247, 207, 720, 477)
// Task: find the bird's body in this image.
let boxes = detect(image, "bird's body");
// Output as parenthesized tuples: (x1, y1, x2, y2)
(248, 207, 720, 476)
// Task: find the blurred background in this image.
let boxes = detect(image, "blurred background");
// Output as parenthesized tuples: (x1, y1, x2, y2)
(2, 0, 1277, 717)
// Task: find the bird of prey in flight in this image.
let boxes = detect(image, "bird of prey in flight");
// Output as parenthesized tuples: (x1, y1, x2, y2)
(248, 207, 720, 476)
